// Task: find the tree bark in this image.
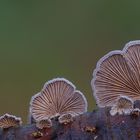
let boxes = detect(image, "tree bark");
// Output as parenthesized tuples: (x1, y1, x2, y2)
(1, 101, 140, 140)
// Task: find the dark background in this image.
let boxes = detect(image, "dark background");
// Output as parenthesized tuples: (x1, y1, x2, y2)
(0, 1, 139, 123)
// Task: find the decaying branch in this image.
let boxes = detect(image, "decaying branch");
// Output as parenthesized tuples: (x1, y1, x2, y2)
(0, 100, 140, 140)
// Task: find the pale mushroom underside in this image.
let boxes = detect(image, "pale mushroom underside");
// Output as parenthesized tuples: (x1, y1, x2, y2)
(92, 40, 140, 107)
(0, 113, 22, 128)
(110, 96, 134, 116)
(30, 78, 88, 121)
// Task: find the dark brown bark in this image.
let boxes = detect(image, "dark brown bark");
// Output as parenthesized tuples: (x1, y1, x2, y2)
(1, 101, 140, 140)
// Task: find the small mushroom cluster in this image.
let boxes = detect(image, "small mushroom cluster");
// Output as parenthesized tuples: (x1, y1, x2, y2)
(30, 78, 88, 129)
(0, 78, 88, 130)
(0, 40, 140, 132)
(91, 40, 140, 116)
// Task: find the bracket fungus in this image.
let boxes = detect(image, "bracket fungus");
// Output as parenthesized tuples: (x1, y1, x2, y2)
(58, 113, 73, 124)
(110, 96, 134, 116)
(91, 40, 140, 114)
(30, 78, 87, 126)
(36, 119, 52, 129)
(0, 113, 22, 129)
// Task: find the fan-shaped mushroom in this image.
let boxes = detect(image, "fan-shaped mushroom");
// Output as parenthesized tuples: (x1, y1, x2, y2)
(30, 78, 87, 126)
(0, 113, 22, 129)
(110, 96, 133, 116)
(91, 40, 140, 114)
(36, 119, 52, 129)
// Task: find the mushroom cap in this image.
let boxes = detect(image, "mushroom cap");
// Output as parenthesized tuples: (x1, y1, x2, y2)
(116, 96, 134, 109)
(0, 113, 22, 129)
(30, 78, 87, 121)
(36, 119, 52, 129)
(58, 113, 73, 124)
(91, 40, 140, 107)
(110, 96, 134, 116)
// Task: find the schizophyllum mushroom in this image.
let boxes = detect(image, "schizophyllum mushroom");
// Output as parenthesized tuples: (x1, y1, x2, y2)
(58, 113, 73, 124)
(91, 40, 140, 115)
(110, 96, 134, 116)
(36, 119, 52, 129)
(30, 78, 87, 127)
(0, 113, 22, 129)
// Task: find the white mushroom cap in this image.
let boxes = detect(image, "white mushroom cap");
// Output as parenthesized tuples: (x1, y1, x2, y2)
(36, 119, 52, 129)
(58, 113, 73, 124)
(0, 113, 22, 129)
(110, 96, 134, 116)
(91, 40, 140, 107)
(30, 78, 88, 121)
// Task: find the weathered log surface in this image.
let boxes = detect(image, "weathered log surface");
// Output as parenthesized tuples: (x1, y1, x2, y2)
(1, 101, 140, 140)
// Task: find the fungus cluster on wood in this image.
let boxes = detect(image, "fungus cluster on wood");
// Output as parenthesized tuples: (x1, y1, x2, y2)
(0, 113, 22, 129)
(0, 40, 140, 140)
(30, 78, 88, 128)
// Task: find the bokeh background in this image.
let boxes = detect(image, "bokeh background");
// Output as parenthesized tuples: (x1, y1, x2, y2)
(0, 1, 139, 123)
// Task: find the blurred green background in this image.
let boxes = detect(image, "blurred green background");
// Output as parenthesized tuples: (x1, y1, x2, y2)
(0, 1, 140, 123)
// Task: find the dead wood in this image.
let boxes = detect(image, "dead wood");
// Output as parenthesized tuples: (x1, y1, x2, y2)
(1, 101, 140, 140)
